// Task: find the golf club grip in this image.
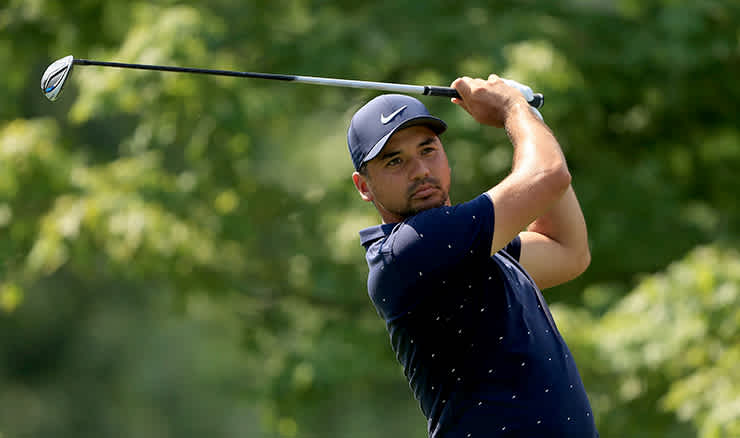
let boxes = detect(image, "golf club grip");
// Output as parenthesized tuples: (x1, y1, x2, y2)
(425, 86, 544, 109)
(529, 94, 544, 109)
(424, 86, 461, 98)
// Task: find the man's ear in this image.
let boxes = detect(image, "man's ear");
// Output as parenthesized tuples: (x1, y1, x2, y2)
(352, 171, 374, 202)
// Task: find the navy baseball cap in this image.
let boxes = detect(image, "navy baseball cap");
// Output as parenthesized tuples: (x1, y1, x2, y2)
(347, 94, 447, 171)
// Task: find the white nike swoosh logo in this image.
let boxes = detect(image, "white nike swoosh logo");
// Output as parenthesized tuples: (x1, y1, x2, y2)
(380, 105, 408, 124)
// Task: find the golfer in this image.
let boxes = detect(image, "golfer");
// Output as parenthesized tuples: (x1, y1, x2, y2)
(347, 75, 598, 437)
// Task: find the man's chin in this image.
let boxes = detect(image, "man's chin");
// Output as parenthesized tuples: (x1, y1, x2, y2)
(403, 194, 448, 217)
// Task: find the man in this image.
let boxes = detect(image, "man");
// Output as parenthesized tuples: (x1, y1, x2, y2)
(347, 75, 597, 437)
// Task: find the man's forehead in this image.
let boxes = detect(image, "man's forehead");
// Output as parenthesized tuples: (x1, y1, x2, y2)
(384, 125, 439, 150)
(362, 124, 443, 170)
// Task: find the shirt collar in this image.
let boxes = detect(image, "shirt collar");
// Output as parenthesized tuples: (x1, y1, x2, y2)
(359, 223, 399, 248)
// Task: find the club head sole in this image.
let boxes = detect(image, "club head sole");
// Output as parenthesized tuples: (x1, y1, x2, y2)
(41, 55, 74, 101)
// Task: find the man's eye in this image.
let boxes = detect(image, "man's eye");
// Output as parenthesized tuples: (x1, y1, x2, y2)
(386, 158, 401, 167)
(422, 147, 436, 155)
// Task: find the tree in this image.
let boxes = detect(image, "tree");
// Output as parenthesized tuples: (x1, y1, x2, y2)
(1, 1, 739, 436)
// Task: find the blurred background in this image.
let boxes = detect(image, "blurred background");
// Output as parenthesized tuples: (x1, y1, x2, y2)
(2, 1, 740, 437)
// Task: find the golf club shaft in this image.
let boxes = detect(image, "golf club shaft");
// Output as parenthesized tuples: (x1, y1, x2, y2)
(73, 59, 544, 107)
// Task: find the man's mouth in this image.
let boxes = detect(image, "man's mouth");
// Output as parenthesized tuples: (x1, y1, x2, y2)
(411, 184, 439, 199)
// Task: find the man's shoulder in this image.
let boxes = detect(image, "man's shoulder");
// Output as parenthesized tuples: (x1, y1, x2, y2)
(360, 193, 495, 251)
(360, 223, 397, 248)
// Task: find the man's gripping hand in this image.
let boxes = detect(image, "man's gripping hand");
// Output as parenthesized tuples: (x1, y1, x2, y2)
(500, 78, 544, 121)
(450, 74, 534, 128)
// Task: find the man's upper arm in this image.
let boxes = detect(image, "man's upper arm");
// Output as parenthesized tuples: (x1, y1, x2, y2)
(485, 166, 571, 255)
(515, 185, 590, 290)
(517, 231, 589, 290)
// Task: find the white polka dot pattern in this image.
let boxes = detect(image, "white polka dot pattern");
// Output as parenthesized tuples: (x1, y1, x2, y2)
(359, 195, 597, 437)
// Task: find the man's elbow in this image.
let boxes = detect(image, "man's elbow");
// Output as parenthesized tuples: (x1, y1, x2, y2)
(543, 163, 572, 199)
(574, 244, 591, 278)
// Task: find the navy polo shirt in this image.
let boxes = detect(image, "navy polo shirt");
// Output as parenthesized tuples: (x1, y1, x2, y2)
(359, 194, 598, 438)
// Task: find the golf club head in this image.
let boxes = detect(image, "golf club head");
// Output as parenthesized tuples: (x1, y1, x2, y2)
(41, 55, 74, 101)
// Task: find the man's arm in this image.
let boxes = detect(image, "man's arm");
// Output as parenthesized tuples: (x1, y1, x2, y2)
(451, 75, 571, 254)
(519, 186, 590, 289)
(451, 75, 589, 289)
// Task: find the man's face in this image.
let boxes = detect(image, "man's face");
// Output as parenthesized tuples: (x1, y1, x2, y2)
(353, 125, 452, 223)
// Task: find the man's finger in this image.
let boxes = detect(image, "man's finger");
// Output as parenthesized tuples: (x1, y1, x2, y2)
(501, 78, 535, 102)
(450, 77, 470, 108)
(452, 77, 473, 92)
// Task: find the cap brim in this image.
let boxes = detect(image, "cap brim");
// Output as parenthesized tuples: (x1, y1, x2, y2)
(362, 116, 447, 166)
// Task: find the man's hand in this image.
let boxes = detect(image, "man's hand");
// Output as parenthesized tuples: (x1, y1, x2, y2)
(450, 74, 531, 128)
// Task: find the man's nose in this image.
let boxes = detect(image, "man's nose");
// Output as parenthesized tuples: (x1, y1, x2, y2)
(408, 156, 430, 180)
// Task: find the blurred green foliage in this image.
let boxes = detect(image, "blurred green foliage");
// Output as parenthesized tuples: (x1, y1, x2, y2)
(1, 0, 739, 437)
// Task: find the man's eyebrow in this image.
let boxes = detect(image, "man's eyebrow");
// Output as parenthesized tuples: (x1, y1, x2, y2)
(377, 137, 437, 161)
(377, 150, 400, 161)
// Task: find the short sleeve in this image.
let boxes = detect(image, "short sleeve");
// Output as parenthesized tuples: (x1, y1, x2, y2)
(386, 193, 494, 271)
(366, 194, 495, 320)
(503, 235, 522, 262)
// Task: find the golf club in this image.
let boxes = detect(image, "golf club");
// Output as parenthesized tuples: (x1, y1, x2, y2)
(41, 55, 544, 108)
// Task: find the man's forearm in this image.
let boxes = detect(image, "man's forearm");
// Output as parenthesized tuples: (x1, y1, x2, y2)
(505, 103, 567, 179)
(485, 103, 572, 253)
